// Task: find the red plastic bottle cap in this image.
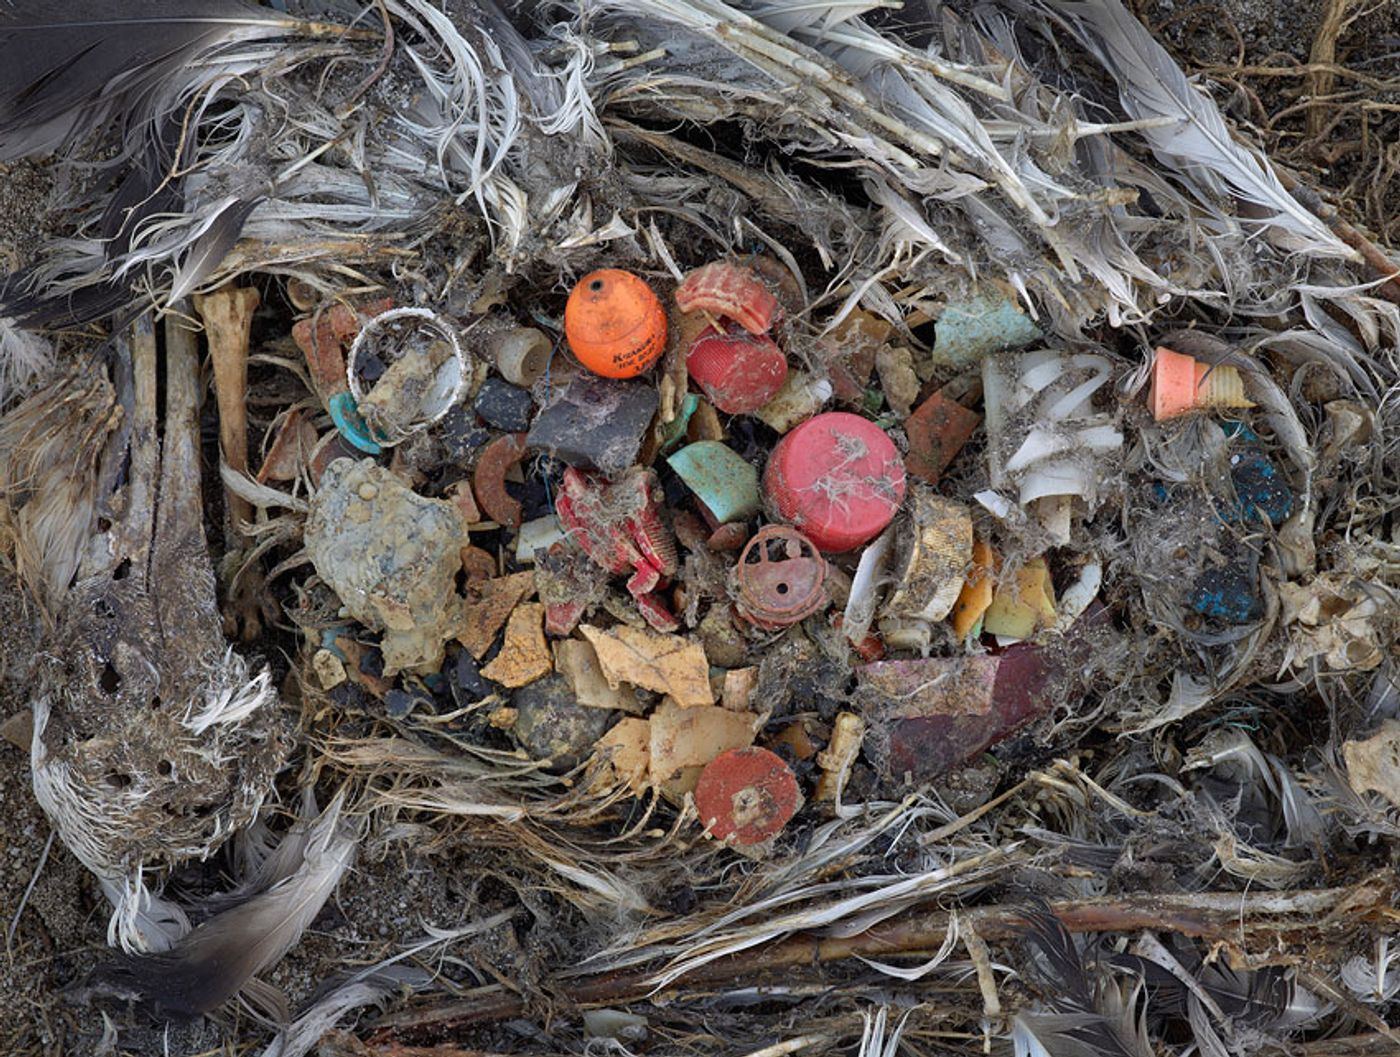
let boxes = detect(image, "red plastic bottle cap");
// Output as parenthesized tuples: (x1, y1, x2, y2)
(694, 747, 801, 846)
(763, 412, 905, 552)
(686, 325, 788, 414)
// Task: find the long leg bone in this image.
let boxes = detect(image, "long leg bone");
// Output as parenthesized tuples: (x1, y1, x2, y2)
(194, 285, 260, 544)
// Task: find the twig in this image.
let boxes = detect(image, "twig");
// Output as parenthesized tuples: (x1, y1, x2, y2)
(1278, 168, 1400, 303)
(1298, 1034, 1400, 1056)
(5, 829, 55, 962)
(337, 0, 395, 118)
(368, 882, 1392, 1040)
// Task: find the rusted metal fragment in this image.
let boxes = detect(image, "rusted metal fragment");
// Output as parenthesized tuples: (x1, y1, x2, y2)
(904, 388, 981, 485)
(732, 525, 828, 629)
(472, 432, 527, 528)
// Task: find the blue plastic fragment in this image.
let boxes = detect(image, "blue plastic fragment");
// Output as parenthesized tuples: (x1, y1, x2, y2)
(1191, 566, 1262, 624)
(1221, 421, 1258, 442)
(666, 441, 761, 524)
(1229, 448, 1293, 524)
(329, 391, 383, 454)
(320, 630, 348, 660)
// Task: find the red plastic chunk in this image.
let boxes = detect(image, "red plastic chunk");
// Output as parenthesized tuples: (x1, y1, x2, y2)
(763, 412, 905, 552)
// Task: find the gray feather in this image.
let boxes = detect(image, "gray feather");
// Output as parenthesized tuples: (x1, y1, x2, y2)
(1042, 0, 1355, 259)
(91, 794, 357, 1020)
(0, 0, 296, 160)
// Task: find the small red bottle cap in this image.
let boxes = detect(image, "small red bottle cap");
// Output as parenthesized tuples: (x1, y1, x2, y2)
(686, 325, 788, 414)
(763, 412, 905, 552)
(694, 747, 801, 846)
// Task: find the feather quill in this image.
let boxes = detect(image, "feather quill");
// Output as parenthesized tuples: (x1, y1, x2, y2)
(1041, 0, 1354, 259)
(90, 793, 357, 1019)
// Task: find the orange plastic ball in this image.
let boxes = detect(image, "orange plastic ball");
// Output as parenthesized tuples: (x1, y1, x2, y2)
(564, 269, 667, 379)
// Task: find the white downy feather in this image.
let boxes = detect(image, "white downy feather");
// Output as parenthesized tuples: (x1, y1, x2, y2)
(0, 317, 52, 408)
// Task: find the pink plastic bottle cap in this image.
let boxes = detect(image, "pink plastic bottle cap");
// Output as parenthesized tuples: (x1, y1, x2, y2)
(763, 412, 905, 552)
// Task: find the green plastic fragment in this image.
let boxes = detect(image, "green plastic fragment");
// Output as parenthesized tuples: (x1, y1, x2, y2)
(932, 287, 1040, 367)
(658, 393, 700, 454)
(666, 440, 761, 524)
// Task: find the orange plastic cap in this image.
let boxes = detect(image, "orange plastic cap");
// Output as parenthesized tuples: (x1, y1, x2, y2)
(1150, 345, 1201, 421)
(565, 269, 667, 379)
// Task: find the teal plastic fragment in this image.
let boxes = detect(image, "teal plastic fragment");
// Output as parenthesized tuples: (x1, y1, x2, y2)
(667, 441, 761, 524)
(932, 289, 1040, 367)
(329, 391, 383, 454)
(658, 393, 701, 454)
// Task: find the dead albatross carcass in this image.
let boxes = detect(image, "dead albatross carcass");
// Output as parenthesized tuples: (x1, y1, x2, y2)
(22, 313, 288, 953)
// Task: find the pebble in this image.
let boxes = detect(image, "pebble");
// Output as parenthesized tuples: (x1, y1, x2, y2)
(474, 377, 535, 432)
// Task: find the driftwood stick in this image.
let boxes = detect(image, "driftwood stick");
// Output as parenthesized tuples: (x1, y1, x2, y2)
(369, 881, 1392, 1040)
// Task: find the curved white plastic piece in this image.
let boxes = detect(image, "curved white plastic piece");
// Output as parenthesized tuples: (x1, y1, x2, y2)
(843, 526, 893, 644)
(347, 307, 468, 446)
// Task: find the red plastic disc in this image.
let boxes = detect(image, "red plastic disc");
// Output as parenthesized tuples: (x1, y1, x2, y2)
(762, 412, 906, 552)
(694, 747, 801, 846)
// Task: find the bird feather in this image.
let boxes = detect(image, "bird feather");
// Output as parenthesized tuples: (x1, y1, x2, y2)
(90, 793, 357, 1019)
(1040, 0, 1354, 259)
(0, 0, 300, 160)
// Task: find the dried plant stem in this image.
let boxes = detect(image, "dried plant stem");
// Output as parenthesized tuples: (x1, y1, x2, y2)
(1307, 0, 1353, 140)
(369, 881, 1392, 1039)
(1279, 168, 1400, 302)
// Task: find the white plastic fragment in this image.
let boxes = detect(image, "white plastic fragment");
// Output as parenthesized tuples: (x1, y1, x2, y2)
(1053, 559, 1103, 632)
(843, 526, 893, 644)
(515, 515, 565, 563)
(347, 307, 468, 446)
(983, 348, 1123, 539)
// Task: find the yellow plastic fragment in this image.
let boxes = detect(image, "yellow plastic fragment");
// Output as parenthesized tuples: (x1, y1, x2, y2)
(981, 557, 1057, 639)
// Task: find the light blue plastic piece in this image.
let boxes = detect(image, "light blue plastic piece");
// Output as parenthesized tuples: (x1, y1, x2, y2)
(932, 289, 1040, 367)
(667, 441, 760, 524)
(329, 391, 383, 454)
